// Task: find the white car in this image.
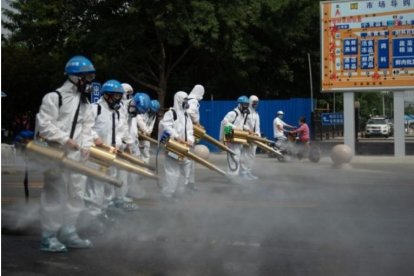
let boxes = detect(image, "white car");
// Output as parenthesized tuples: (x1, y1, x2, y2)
(365, 117, 392, 138)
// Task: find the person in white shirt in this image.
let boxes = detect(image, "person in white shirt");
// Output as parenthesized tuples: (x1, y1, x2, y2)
(273, 110, 295, 150)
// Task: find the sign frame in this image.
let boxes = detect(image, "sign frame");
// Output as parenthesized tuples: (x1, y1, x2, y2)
(320, 0, 414, 92)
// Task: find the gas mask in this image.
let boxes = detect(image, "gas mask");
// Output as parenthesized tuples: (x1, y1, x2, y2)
(124, 92, 133, 100)
(127, 101, 138, 117)
(182, 98, 190, 110)
(239, 103, 250, 114)
(104, 93, 123, 111)
(148, 110, 156, 117)
(69, 74, 95, 103)
(251, 101, 259, 110)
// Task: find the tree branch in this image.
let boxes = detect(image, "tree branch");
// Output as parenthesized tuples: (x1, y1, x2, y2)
(166, 44, 193, 79)
(123, 69, 160, 92)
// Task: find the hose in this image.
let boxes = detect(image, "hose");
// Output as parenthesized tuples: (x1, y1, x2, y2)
(227, 149, 238, 172)
(155, 142, 162, 189)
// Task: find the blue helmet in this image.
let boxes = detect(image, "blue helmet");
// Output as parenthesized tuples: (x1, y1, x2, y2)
(65, 55, 96, 75)
(237, 96, 249, 104)
(133, 92, 151, 114)
(150, 100, 160, 113)
(101, 80, 125, 94)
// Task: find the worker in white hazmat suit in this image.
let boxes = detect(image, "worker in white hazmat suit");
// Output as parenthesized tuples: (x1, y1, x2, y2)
(242, 95, 261, 180)
(186, 84, 205, 192)
(220, 95, 251, 178)
(121, 83, 134, 102)
(84, 80, 135, 219)
(137, 99, 160, 164)
(158, 91, 194, 199)
(36, 55, 96, 252)
(114, 90, 151, 210)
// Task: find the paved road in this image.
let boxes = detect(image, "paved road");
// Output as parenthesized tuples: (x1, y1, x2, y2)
(2, 153, 414, 276)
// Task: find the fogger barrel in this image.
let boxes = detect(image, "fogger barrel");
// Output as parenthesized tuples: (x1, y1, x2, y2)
(251, 140, 284, 159)
(165, 138, 227, 176)
(246, 133, 275, 145)
(26, 141, 123, 187)
(138, 131, 158, 145)
(97, 144, 154, 170)
(193, 124, 236, 155)
(90, 145, 158, 180)
(228, 129, 250, 145)
(232, 129, 274, 145)
(231, 130, 284, 158)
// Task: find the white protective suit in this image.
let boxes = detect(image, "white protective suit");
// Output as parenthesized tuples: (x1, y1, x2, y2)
(158, 91, 194, 197)
(115, 99, 142, 202)
(220, 106, 249, 177)
(186, 84, 205, 187)
(243, 97, 261, 177)
(36, 80, 95, 233)
(137, 111, 157, 164)
(84, 97, 133, 216)
(187, 84, 205, 124)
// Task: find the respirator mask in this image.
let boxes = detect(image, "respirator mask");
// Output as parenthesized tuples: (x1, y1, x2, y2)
(69, 74, 95, 103)
(182, 98, 190, 110)
(104, 93, 123, 111)
(239, 103, 250, 114)
(127, 101, 138, 116)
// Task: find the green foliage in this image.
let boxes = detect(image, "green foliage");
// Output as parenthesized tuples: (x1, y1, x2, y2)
(2, 0, 321, 116)
(406, 104, 414, 115)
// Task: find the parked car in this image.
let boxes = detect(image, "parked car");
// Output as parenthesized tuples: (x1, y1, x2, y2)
(365, 117, 392, 138)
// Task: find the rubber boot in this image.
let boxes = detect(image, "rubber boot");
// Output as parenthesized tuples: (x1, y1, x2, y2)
(40, 231, 67, 253)
(247, 172, 258, 180)
(58, 226, 93, 249)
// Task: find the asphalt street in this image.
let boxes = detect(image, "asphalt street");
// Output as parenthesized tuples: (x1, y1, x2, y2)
(2, 152, 414, 276)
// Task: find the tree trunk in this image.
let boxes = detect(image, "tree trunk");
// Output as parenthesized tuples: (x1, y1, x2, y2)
(157, 77, 167, 115)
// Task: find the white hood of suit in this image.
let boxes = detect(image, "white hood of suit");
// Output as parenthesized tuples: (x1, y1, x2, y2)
(173, 91, 188, 111)
(188, 85, 204, 101)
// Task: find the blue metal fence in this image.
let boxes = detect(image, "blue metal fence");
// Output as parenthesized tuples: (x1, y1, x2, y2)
(198, 98, 312, 151)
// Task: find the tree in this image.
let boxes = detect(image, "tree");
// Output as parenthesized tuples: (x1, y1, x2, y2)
(2, 0, 321, 116)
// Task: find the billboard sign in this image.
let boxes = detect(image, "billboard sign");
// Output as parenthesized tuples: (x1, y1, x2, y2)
(321, 0, 414, 92)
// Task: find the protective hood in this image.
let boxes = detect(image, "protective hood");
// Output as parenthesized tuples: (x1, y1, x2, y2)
(249, 95, 259, 112)
(121, 83, 134, 101)
(173, 91, 189, 111)
(189, 84, 204, 101)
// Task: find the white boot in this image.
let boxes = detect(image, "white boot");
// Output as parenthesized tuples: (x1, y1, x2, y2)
(58, 226, 93, 249)
(40, 231, 67, 253)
